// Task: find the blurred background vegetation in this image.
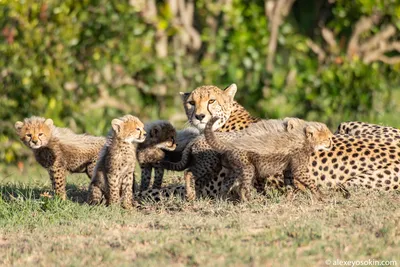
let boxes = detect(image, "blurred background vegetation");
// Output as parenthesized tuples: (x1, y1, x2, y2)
(1, 0, 400, 164)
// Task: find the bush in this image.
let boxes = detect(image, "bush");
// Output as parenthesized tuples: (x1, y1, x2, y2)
(1, 0, 399, 163)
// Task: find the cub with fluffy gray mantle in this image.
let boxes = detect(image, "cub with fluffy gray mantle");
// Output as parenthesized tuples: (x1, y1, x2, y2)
(204, 117, 333, 201)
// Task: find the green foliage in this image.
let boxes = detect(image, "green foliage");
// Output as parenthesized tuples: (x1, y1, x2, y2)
(1, 0, 399, 163)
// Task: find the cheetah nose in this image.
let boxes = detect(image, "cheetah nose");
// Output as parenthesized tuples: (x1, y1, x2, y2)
(143, 133, 147, 137)
(195, 114, 206, 121)
(32, 140, 38, 144)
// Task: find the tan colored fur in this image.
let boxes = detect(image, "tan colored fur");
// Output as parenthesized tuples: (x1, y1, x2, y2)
(87, 115, 146, 209)
(204, 117, 333, 201)
(159, 84, 260, 201)
(335, 121, 400, 139)
(137, 120, 177, 191)
(15, 116, 106, 200)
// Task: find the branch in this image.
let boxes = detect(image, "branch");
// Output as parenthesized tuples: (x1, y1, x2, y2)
(347, 16, 379, 58)
(363, 41, 400, 64)
(85, 85, 133, 113)
(265, 0, 296, 72)
(359, 25, 396, 53)
(321, 27, 337, 53)
(306, 39, 326, 62)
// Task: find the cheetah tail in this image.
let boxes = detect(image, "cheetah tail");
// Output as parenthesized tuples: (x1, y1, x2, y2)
(204, 116, 229, 153)
(161, 137, 195, 171)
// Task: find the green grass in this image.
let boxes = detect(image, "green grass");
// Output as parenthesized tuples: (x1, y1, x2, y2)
(0, 164, 399, 266)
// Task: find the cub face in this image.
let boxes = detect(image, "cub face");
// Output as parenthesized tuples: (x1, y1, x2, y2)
(305, 123, 333, 151)
(111, 115, 146, 144)
(15, 117, 53, 149)
(148, 121, 177, 151)
(180, 84, 237, 131)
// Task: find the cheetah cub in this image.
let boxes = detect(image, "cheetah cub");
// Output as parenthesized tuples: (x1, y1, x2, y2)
(137, 120, 177, 191)
(204, 117, 333, 201)
(15, 116, 106, 200)
(87, 115, 146, 209)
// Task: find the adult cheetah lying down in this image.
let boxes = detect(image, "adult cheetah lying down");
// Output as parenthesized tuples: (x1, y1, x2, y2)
(204, 117, 333, 201)
(15, 116, 106, 200)
(335, 121, 400, 139)
(136, 84, 260, 201)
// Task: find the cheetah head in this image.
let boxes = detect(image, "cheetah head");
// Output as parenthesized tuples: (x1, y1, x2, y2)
(180, 84, 237, 132)
(112, 115, 146, 144)
(305, 123, 333, 151)
(15, 116, 54, 149)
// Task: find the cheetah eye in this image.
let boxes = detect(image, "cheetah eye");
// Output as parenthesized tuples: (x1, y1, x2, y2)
(136, 128, 141, 131)
(208, 99, 216, 104)
(188, 101, 195, 106)
(26, 134, 32, 138)
(38, 133, 43, 136)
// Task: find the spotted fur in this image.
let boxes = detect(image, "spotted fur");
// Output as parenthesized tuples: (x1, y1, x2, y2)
(137, 120, 177, 191)
(138, 84, 260, 201)
(15, 116, 106, 200)
(87, 115, 146, 209)
(335, 121, 400, 139)
(204, 117, 333, 201)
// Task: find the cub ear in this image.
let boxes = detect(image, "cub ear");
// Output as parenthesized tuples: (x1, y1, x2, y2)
(285, 118, 296, 131)
(179, 92, 191, 103)
(111, 119, 123, 133)
(305, 126, 316, 138)
(15, 121, 24, 133)
(150, 125, 161, 138)
(224, 83, 237, 101)
(44, 118, 54, 127)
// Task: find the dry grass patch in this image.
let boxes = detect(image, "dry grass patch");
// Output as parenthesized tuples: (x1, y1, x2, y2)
(0, 164, 399, 266)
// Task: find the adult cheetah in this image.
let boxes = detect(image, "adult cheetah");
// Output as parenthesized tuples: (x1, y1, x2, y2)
(335, 121, 400, 139)
(136, 84, 260, 201)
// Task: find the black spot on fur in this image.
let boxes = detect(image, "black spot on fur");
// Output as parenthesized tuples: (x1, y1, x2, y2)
(312, 161, 317, 167)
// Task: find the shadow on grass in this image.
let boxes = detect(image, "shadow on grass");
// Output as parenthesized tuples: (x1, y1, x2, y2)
(0, 183, 88, 204)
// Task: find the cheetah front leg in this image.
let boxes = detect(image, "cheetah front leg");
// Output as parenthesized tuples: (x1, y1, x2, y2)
(107, 173, 122, 206)
(239, 164, 255, 202)
(291, 160, 325, 201)
(153, 167, 164, 189)
(140, 166, 152, 191)
(121, 171, 135, 210)
(48, 165, 67, 200)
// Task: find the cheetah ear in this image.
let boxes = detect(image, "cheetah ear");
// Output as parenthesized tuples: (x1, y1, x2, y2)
(224, 83, 237, 101)
(44, 118, 54, 127)
(111, 119, 123, 133)
(15, 121, 24, 133)
(305, 126, 316, 138)
(150, 125, 161, 138)
(285, 119, 296, 131)
(179, 92, 191, 103)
